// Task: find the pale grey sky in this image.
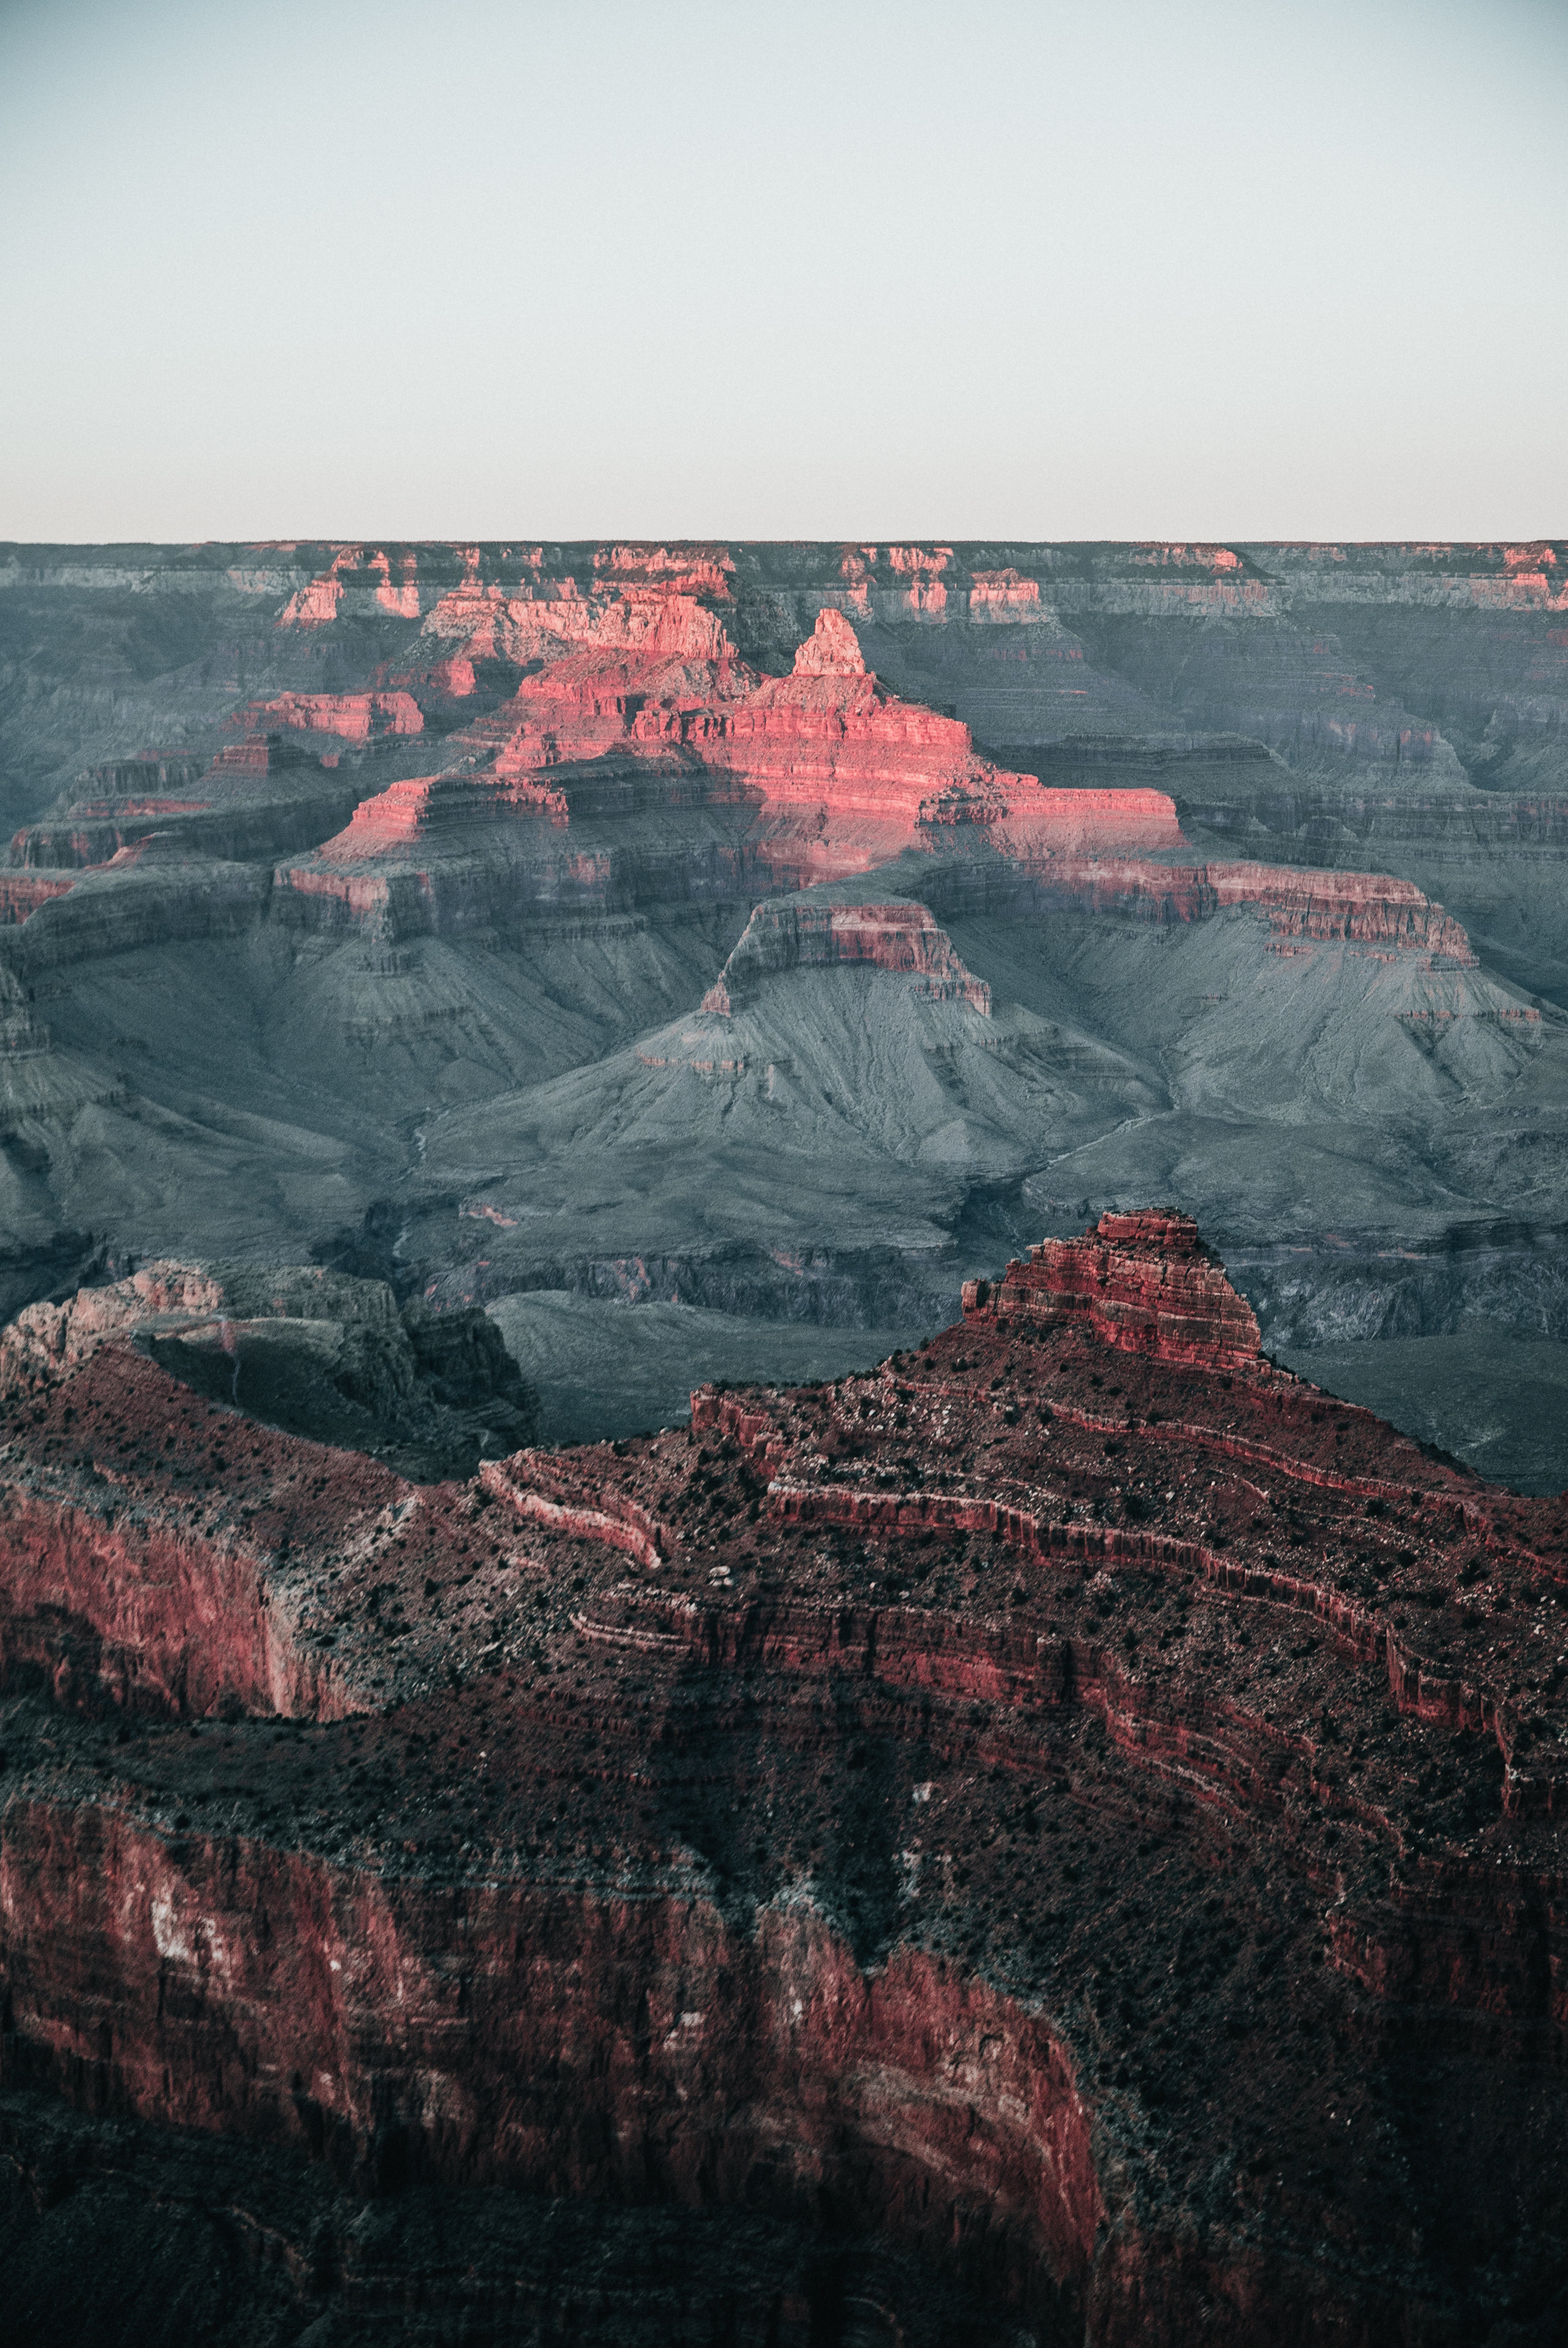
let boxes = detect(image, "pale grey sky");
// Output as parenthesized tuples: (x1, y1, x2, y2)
(2, 0, 1564, 541)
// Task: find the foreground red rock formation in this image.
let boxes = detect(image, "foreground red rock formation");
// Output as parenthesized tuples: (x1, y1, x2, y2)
(3, 1214, 1568, 2342)
(964, 1211, 1264, 1372)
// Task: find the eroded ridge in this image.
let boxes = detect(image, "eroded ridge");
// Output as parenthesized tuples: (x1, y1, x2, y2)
(3, 1211, 1568, 2345)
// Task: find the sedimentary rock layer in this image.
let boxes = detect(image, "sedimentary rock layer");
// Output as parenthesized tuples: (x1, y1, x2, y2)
(702, 900, 991, 1016)
(265, 600, 1191, 941)
(964, 1211, 1265, 1370)
(3, 1214, 1567, 2342)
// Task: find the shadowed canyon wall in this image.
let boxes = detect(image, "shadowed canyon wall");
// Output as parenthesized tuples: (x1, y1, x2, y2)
(3, 1215, 1568, 2340)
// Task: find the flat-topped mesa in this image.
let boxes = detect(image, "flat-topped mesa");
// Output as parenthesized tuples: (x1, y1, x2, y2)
(1022, 855, 1478, 960)
(1206, 863, 1477, 960)
(702, 898, 991, 1017)
(964, 1209, 1264, 1373)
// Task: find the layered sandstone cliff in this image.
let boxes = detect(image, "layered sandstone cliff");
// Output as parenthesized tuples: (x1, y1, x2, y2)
(1010, 854, 1476, 959)
(964, 1210, 1264, 1370)
(3, 1214, 1568, 2344)
(701, 899, 991, 1017)
(266, 600, 1188, 939)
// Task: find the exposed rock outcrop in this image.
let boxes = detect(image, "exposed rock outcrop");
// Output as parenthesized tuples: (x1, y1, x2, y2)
(10, 721, 366, 874)
(701, 899, 991, 1016)
(964, 1209, 1264, 1370)
(1, 854, 273, 968)
(1015, 854, 1476, 958)
(3, 1215, 1568, 2342)
(1, 1262, 537, 1479)
(269, 599, 1187, 940)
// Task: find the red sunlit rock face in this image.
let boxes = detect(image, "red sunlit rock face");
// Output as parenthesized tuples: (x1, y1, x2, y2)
(3, 1213, 1568, 2344)
(262, 594, 1192, 938)
(246, 691, 425, 743)
(964, 1211, 1264, 1371)
(250, 584, 1486, 969)
(4, 561, 1480, 999)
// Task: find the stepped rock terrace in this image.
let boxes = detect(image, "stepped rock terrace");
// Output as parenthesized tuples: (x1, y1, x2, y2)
(2, 1213, 1567, 2343)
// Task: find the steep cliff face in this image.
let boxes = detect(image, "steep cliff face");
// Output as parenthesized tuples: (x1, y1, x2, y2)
(421, 574, 738, 668)
(963, 1210, 1263, 1370)
(1011, 853, 1476, 959)
(275, 545, 454, 630)
(3, 1214, 1568, 2342)
(0, 1819, 1102, 2330)
(268, 599, 1189, 942)
(701, 901, 991, 1017)
(245, 690, 425, 742)
(1, 853, 274, 969)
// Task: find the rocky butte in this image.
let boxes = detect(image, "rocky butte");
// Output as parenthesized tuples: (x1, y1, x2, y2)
(3, 1211, 1568, 2344)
